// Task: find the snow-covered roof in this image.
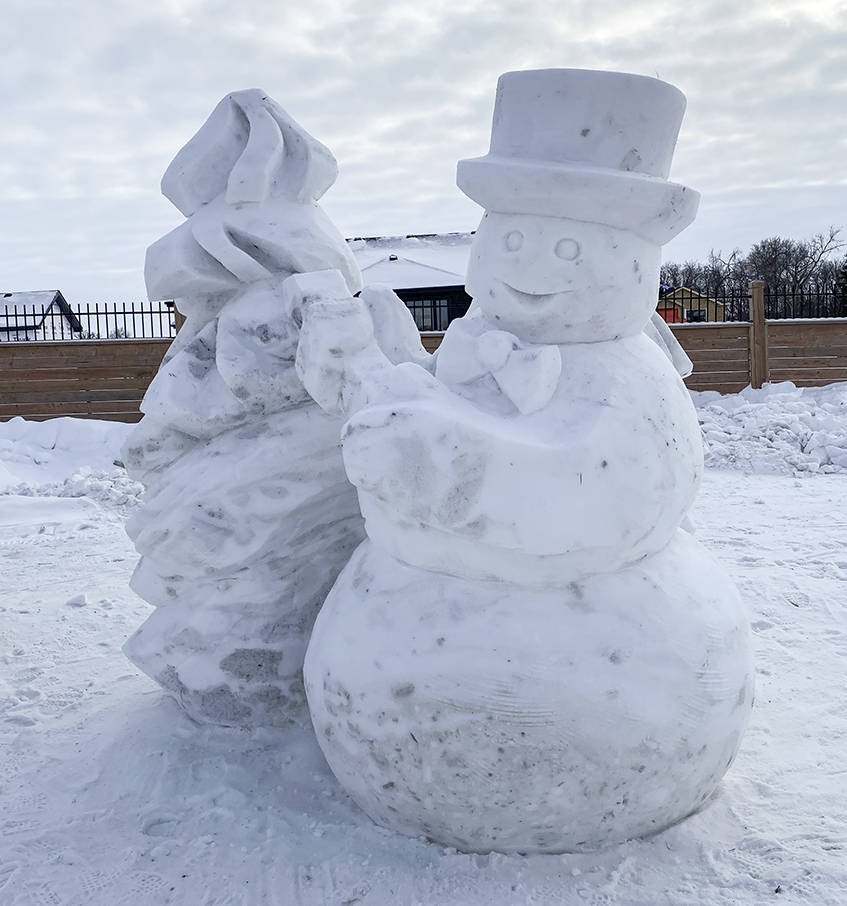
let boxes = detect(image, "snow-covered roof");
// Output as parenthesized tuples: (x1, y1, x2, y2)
(347, 233, 472, 289)
(0, 290, 85, 339)
(0, 290, 64, 315)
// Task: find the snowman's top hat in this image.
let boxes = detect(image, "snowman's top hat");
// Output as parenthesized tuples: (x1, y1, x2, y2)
(457, 69, 699, 245)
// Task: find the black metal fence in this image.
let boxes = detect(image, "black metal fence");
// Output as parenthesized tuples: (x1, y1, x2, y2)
(763, 288, 845, 320)
(657, 287, 847, 323)
(0, 301, 179, 341)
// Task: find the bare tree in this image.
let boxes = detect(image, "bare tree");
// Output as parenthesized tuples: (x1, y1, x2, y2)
(661, 227, 845, 319)
(837, 257, 847, 317)
(744, 227, 844, 294)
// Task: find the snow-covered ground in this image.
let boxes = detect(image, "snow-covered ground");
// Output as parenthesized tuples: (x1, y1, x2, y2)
(1, 381, 846, 906)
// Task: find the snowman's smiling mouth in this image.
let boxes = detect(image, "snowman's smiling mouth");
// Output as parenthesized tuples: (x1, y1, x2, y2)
(501, 281, 573, 305)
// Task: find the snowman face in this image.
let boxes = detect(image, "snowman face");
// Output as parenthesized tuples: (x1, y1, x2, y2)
(465, 212, 661, 344)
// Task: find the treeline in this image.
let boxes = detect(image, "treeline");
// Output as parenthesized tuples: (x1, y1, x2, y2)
(661, 228, 847, 297)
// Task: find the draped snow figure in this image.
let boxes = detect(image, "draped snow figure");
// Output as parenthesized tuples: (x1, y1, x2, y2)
(293, 70, 754, 853)
(122, 90, 386, 728)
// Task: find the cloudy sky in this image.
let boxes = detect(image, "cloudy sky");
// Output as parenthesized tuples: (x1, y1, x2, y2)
(2, 0, 845, 304)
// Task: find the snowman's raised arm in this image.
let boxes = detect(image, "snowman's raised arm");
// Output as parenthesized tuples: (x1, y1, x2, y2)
(645, 311, 693, 378)
(283, 270, 431, 418)
(357, 284, 432, 369)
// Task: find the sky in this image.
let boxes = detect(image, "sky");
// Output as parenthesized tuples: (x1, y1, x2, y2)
(1, 0, 846, 305)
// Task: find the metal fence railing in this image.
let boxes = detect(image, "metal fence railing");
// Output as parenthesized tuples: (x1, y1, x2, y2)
(0, 301, 179, 341)
(763, 288, 845, 320)
(657, 287, 847, 323)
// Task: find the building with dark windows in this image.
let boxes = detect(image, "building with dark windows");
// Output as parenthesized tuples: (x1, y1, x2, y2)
(347, 234, 473, 332)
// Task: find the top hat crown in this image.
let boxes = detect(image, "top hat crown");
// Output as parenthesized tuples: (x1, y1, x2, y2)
(457, 69, 700, 244)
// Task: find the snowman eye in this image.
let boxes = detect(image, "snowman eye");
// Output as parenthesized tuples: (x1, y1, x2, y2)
(554, 238, 580, 260)
(504, 230, 524, 252)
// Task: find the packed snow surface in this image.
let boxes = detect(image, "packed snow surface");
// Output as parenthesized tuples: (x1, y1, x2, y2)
(2, 380, 847, 904)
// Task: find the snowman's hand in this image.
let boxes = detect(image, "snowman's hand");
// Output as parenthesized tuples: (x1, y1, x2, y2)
(490, 344, 562, 415)
(476, 330, 518, 374)
(282, 270, 355, 328)
(477, 329, 562, 415)
(283, 270, 389, 417)
(436, 325, 519, 389)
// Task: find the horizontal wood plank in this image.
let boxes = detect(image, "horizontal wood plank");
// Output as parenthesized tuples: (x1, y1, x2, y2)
(672, 326, 750, 338)
(688, 370, 752, 381)
(675, 337, 751, 352)
(0, 388, 148, 405)
(689, 355, 750, 368)
(0, 399, 143, 416)
(1, 376, 156, 393)
(420, 333, 444, 353)
(767, 324, 847, 343)
(0, 350, 170, 370)
(769, 356, 847, 371)
(784, 379, 847, 389)
(685, 380, 751, 393)
(6, 364, 158, 377)
(766, 345, 847, 360)
(769, 367, 847, 382)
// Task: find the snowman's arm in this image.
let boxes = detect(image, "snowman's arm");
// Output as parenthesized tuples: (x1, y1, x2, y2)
(645, 312, 693, 378)
(284, 270, 407, 418)
(357, 284, 434, 371)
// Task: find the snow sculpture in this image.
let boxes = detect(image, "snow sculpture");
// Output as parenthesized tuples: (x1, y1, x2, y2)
(121, 90, 371, 728)
(295, 70, 755, 853)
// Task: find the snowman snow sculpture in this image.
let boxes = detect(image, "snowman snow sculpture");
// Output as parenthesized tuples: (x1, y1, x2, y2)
(293, 69, 754, 854)
(120, 90, 385, 728)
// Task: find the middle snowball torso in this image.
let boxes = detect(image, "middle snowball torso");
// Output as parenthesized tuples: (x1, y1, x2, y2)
(343, 317, 704, 584)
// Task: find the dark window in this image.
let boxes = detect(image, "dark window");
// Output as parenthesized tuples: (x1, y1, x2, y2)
(393, 285, 472, 332)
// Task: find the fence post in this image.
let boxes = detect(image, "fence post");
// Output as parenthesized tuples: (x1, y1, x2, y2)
(165, 300, 186, 334)
(749, 281, 768, 389)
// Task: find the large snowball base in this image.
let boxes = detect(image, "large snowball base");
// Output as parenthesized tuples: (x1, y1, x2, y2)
(304, 530, 754, 853)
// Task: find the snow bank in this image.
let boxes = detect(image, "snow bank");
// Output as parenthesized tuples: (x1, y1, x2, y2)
(0, 416, 142, 519)
(695, 381, 847, 475)
(8, 469, 144, 513)
(0, 416, 136, 488)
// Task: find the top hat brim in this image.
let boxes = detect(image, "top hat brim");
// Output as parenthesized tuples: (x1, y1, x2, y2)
(457, 156, 700, 245)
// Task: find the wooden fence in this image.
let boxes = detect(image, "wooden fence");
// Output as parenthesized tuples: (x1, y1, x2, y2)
(2, 305, 847, 422)
(671, 320, 847, 393)
(669, 283, 847, 393)
(0, 339, 171, 422)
